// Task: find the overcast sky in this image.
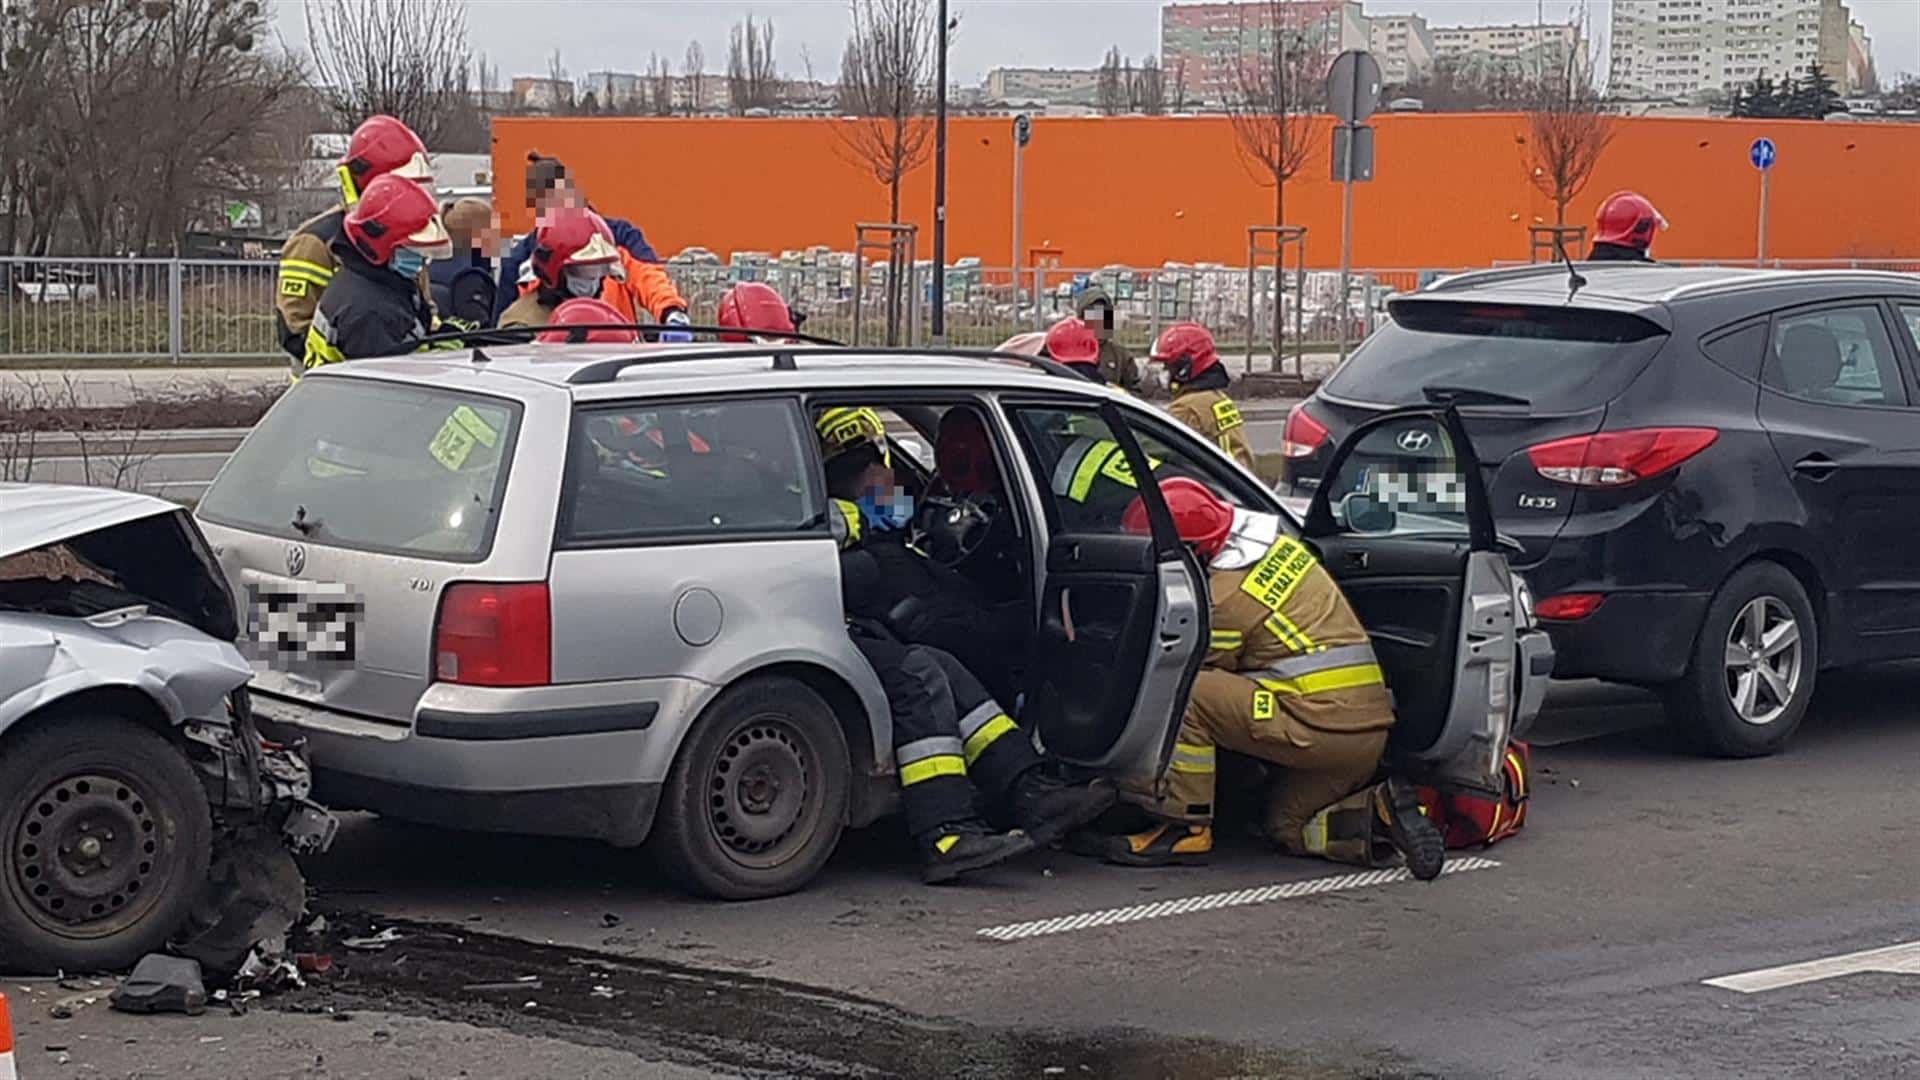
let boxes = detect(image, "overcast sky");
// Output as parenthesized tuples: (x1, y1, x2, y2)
(275, 1, 1920, 86)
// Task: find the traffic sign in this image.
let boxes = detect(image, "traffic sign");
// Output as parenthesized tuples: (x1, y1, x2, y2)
(1326, 50, 1383, 125)
(1750, 137, 1776, 171)
(1013, 113, 1032, 148)
(1331, 126, 1375, 182)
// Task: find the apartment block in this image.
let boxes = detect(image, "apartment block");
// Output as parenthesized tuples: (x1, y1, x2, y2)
(1368, 14, 1435, 84)
(1608, 0, 1857, 99)
(1160, 1, 1370, 104)
(1429, 21, 1579, 78)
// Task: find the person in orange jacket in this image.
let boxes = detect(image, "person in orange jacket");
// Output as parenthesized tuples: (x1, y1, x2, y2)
(498, 206, 691, 339)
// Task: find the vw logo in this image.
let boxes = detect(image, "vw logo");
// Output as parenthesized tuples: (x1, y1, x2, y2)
(1395, 429, 1434, 452)
(285, 544, 307, 577)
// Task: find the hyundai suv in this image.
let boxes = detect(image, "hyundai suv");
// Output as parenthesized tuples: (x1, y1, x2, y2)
(1283, 264, 1920, 757)
(195, 339, 1550, 898)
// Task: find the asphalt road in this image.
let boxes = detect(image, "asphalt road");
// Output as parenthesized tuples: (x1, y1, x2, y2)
(12, 672, 1920, 1079)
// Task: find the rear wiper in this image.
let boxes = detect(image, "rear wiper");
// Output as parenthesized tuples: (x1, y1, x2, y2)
(290, 505, 322, 536)
(1421, 385, 1532, 408)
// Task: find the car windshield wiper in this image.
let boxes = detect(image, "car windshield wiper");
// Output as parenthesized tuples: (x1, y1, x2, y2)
(290, 505, 323, 536)
(1421, 384, 1532, 408)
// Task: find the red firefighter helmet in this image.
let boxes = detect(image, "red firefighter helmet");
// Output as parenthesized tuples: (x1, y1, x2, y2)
(342, 174, 450, 267)
(716, 282, 797, 342)
(538, 298, 638, 343)
(1120, 477, 1236, 562)
(338, 115, 432, 203)
(996, 331, 1047, 357)
(529, 206, 621, 292)
(1594, 190, 1667, 250)
(1149, 322, 1221, 387)
(1043, 318, 1101, 368)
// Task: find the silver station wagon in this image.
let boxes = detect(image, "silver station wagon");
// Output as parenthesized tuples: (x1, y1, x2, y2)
(194, 339, 1552, 899)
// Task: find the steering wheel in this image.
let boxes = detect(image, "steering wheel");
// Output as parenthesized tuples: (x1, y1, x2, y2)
(914, 493, 999, 568)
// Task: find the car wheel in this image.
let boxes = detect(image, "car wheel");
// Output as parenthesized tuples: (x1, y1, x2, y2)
(649, 676, 849, 900)
(0, 712, 211, 973)
(1670, 562, 1818, 758)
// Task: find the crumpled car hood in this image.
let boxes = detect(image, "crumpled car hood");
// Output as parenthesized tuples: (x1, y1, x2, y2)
(0, 609, 252, 734)
(0, 482, 184, 561)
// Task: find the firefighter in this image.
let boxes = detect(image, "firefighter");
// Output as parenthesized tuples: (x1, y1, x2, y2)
(1081, 478, 1445, 880)
(536, 297, 639, 344)
(276, 115, 436, 371)
(494, 152, 668, 323)
(1041, 318, 1107, 384)
(498, 206, 690, 338)
(1588, 191, 1666, 262)
(824, 430, 1116, 881)
(300, 175, 451, 373)
(1073, 283, 1141, 391)
(716, 281, 805, 342)
(1148, 322, 1258, 473)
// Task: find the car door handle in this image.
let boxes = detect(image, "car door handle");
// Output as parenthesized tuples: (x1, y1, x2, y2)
(1793, 454, 1839, 481)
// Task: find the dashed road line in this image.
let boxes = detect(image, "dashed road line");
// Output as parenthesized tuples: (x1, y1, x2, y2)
(976, 856, 1501, 942)
(1704, 940, 1920, 994)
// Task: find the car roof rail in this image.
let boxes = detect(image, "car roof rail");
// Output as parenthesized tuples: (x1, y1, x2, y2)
(562, 344, 1087, 386)
(1419, 264, 1578, 293)
(411, 322, 850, 352)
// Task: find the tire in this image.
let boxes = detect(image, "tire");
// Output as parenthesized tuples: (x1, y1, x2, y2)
(1668, 562, 1818, 758)
(0, 712, 211, 974)
(648, 677, 850, 900)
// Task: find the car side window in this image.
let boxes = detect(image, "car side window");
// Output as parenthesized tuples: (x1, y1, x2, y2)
(1701, 322, 1768, 382)
(1007, 404, 1249, 535)
(1317, 415, 1470, 537)
(559, 398, 816, 544)
(1762, 306, 1908, 407)
(1900, 305, 1920, 357)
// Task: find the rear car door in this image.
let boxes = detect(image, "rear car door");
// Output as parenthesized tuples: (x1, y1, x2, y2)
(1301, 406, 1534, 792)
(1755, 301, 1920, 654)
(1003, 400, 1207, 782)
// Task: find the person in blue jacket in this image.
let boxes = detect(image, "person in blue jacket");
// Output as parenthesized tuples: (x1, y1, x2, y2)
(491, 152, 662, 324)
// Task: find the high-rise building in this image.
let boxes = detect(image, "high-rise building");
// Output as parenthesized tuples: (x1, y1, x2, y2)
(1429, 22, 1580, 79)
(1159, 1, 1369, 105)
(1369, 14, 1435, 84)
(1846, 20, 1877, 94)
(1608, 0, 1856, 100)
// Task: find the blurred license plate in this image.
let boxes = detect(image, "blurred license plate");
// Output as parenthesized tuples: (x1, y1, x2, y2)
(248, 583, 361, 664)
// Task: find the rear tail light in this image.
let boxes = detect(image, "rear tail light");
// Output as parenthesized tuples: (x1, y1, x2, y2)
(434, 582, 551, 687)
(1282, 403, 1331, 459)
(1526, 427, 1718, 488)
(1536, 592, 1606, 621)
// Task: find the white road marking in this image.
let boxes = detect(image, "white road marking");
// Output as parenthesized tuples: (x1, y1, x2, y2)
(1703, 940, 1920, 994)
(976, 856, 1501, 942)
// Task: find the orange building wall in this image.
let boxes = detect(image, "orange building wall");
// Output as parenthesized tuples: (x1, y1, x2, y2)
(492, 114, 1920, 270)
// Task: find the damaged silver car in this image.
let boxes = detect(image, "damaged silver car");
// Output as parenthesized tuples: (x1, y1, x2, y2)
(0, 483, 337, 975)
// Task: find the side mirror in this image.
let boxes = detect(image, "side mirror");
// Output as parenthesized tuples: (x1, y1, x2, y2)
(1339, 492, 1398, 534)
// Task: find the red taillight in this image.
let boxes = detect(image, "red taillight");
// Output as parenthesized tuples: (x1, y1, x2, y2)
(1535, 592, 1606, 621)
(1282, 403, 1331, 459)
(434, 582, 551, 687)
(1526, 427, 1718, 488)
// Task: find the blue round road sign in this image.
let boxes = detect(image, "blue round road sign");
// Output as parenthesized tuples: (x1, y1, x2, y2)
(1750, 138, 1777, 171)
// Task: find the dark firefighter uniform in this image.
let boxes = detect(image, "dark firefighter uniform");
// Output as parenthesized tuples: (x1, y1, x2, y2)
(280, 209, 449, 375)
(301, 236, 438, 371)
(1120, 532, 1400, 866)
(1044, 433, 1172, 532)
(1169, 377, 1258, 473)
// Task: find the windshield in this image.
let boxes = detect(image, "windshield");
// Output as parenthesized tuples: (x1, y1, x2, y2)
(198, 377, 521, 562)
(1326, 301, 1668, 411)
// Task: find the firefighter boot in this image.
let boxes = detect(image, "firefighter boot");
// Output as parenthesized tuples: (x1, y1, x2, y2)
(1376, 776, 1446, 882)
(1080, 822, 1214, 867)
(920, 821, 1036, 885)
(1008, 769, 1117, 847)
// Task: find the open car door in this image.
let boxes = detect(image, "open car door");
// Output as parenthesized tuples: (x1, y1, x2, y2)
(1300, 405, 1541, 792)
(1008, 401, 1209, 782)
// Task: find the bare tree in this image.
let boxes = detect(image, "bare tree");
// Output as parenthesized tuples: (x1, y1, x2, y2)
(1097, 46, 1125, 115)
(645, 52, 677, 117)
(543, 47, 575, 114)
(833, 0, 936, 223)
(726, 14, 780, 114)
(1170, 56, 1188, 112)
(683, 40, 707, 115)
(1520, 7, 1612, 223)
(1134, 55, 1166, 115)
(1225, 0, 1327, 226)
(306, 0, 478, 147)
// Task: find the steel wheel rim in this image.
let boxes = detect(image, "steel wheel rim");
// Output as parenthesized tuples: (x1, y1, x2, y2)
(704, 715, 821, 872)
(1723, 596, 1803, 727)
(10, 771, 173, 939)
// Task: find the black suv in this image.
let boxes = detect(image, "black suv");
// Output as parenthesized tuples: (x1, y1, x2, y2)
(1283, 264, 1920, 756)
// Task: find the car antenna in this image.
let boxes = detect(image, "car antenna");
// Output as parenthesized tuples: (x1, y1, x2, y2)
(1555, 233, 1587, 303)
(472, 346, 491, 365)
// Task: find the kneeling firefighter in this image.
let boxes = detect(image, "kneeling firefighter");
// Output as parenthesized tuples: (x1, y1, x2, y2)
(1149, 322, 1258, 473)
(824, 416, 1115, 883)
(1085, 477, 1446, 880)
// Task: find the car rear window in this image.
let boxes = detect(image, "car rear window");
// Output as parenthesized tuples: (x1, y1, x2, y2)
(198, 378, 521, 561)
(1325, 301, 1668, 410)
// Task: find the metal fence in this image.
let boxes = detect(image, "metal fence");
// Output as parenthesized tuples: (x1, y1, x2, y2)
(4, 255, 1917, 368)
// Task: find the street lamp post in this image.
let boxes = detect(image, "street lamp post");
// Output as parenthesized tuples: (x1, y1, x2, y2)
(931, 0, 949, 345)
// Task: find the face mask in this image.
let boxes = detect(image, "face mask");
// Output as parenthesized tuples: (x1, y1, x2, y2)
(565, 265, 611, 299)
(857, 485, 913, 533)
(389, 247, 428, 278)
